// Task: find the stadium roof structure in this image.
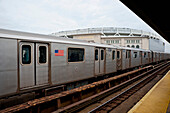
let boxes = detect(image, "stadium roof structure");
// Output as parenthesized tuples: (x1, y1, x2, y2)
(52, 27, 161, 40)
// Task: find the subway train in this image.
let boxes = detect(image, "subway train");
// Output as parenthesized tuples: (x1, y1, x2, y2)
(0, 28, 170, 99)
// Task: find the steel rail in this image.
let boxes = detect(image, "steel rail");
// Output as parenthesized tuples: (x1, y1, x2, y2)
(88, 62, 170, 113)
(54, 62, 169, 113)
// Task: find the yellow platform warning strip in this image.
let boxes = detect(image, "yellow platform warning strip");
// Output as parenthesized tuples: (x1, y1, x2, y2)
(128, 70, 170, 113)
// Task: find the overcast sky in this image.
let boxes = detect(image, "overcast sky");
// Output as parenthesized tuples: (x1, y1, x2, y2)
(0, 0, 169, 51)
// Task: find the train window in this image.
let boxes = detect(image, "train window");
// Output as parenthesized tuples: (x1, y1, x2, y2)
(95, 49, 98, 61)
(117, 51, 120, 59)
(101, 50, 104, 60)
(144, 52, 146, 58)
(112, 50, 115, 60)
(39, 46, 47, 63)
(22, 45, 31, 64)
(133, 52, 137, 58)
(68, 48, 84, 62)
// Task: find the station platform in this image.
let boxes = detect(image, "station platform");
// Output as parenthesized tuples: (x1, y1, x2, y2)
(128, 70, 170, 113)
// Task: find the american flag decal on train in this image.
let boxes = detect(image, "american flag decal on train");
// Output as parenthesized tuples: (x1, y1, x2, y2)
(55, 50, 64, 56)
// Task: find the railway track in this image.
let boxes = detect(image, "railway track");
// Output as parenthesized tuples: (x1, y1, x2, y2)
(0, 61, 169, 113)
(57, 61, 169, 113)
(89, 62, 170, 113)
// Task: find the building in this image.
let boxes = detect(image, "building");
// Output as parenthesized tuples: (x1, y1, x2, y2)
(52, 27, 165, 52)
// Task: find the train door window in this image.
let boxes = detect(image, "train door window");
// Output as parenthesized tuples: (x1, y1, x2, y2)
(126, 51, 128, 59)
(126, 50, 131, 59)
(133, 52, 137, 58)
(95, 49, 98, 61)
(112, 50, 115, 60)
(117, 51, 120, 59)
(22, 45, 31, 64)
(144, 52, 146, 58)
(39, 46, 47, 63)
(128, 51, 130, 58)
(68, 48, 84, 62)
(101, 49, 104, 60)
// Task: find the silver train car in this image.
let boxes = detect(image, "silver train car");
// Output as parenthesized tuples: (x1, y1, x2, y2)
(0, 28, 170, 99)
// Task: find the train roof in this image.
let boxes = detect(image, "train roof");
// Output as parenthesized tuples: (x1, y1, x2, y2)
(0, 28, 117, 48)
(0, 28, 88, 43)
(117, 46, 151, 52)
(0, 28, 156, 52)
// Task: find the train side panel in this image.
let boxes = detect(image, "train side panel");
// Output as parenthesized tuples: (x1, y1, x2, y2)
(51, 43, 94, 85)
(122, 49, 131, 70)
(156, 52, 159, 62)
(148, 52, 152, 63)
(160, 53, 163, 61)
(0, 38, 18, 96)
(105, 48, 117, 74)
(131, 50, 140, 68)
(142, 51, 149, 65)
(121, 50, 126, 70)
(116, 49, 122, 70)
(153, 52, 156, 62)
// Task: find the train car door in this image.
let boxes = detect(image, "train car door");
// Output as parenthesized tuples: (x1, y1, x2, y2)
(100, 49, 105, 74)
(95, 48, 105, 75)
(36, 43, 49, 85)
(158, 53, 160, 61)
(116, 49, 122, 70)
(151, 51, 154, 62)
(19, 42, 35, 88)
(140, 51, 142, 65)
(126, 50, 131, 68)
(19, 42, 49, 89)
(95, 48, 99, 75)
(148, 52, 151, 63)
(129, 50, 131, 67)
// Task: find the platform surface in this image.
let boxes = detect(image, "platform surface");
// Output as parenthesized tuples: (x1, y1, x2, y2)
(128, 70, 170, 113)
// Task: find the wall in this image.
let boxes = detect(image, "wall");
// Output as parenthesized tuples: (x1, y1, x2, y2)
(149, 38, 165, 52)
(72, 34, 165, 52)
(73, 34, 101, 43)
(124, 37, 142, 48)
(141, 38, 149, 50)
(102, 37, 143, 49)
